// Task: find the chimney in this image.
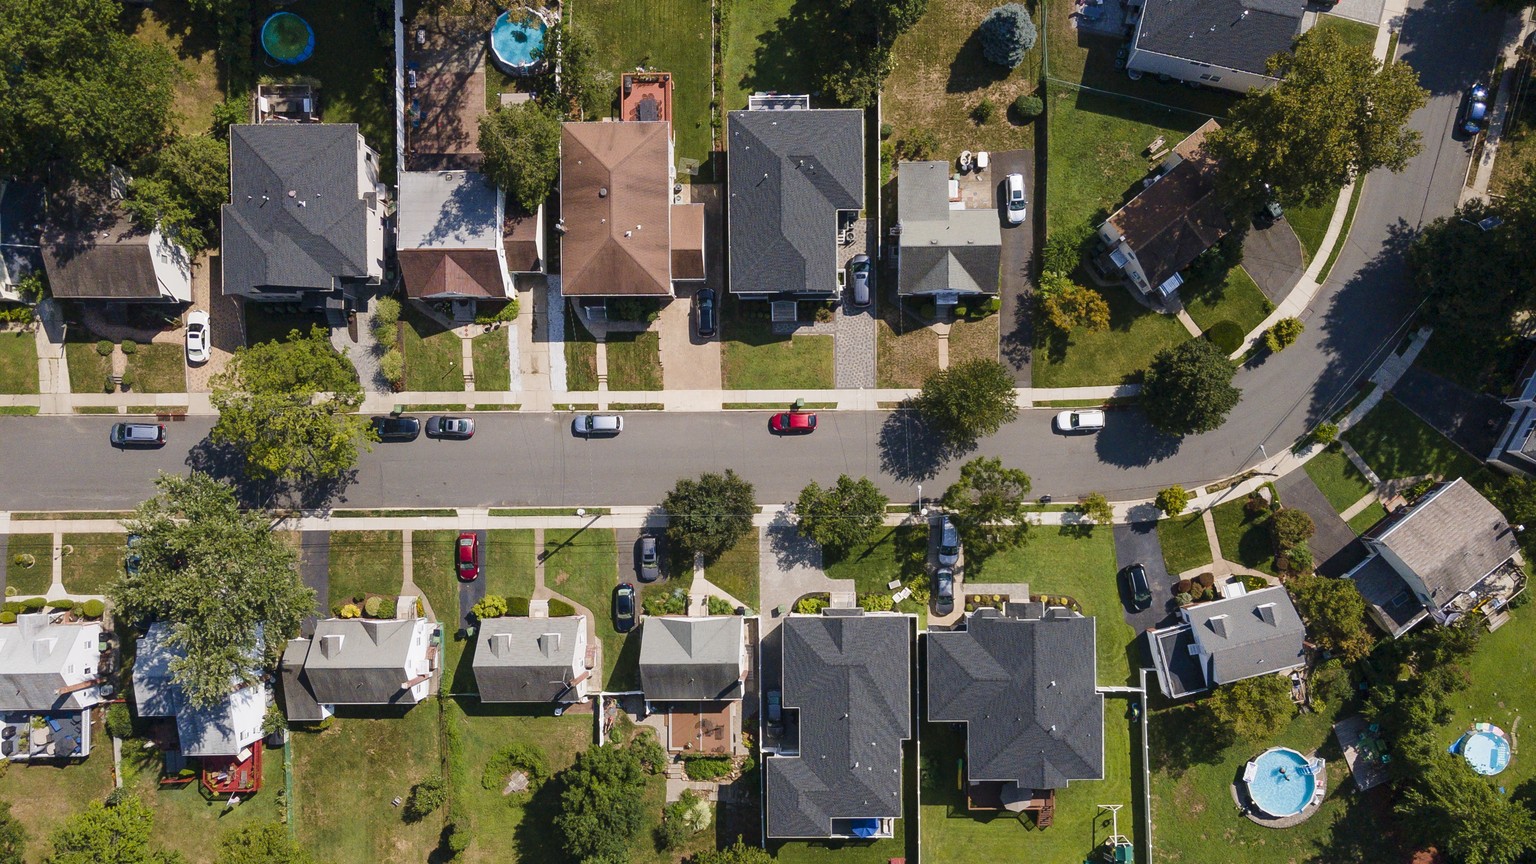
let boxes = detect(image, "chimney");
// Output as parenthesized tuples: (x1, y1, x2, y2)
(319, 634, 344, 658)
(1208, 614, 1228, 638)
(1256, 603, 1277, 626)
(490, 632, 513, 658)
(16, 613, 45, 641)
(539, 632, 561, 658)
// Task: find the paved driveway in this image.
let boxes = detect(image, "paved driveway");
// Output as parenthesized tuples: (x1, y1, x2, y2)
(1113, 523, 1177, 634)
(1273, 473, 1359, 575)
(993, 149, 1035, 385)
(457, 529, 487, 630)
(298, 531, 330, 636)
(1242, 218, 1306, 305)
(1392, 366, 1511, 459)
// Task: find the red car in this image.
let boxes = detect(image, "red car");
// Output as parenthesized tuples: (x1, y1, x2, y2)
(770, 411, 817, 435)
(456, 532, 480, 581)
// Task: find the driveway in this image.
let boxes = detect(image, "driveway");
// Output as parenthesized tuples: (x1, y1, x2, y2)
(1242, 217, 1306, 306)
(659, 185, 724, 390)
(457, 529, 487, 630)
(1392, 366, 1511, 460)
(298, 531, 330, 636)
(1113, 523, 1177, 634)
(1273, 473, 1360, 576)
(614, 526, 671, 586)
(994, 149, 1035, 385)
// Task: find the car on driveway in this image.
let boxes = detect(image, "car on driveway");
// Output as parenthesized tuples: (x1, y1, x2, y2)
(1121, 563, 1152, 611)
(848, 254, 872, 307)
(765, 690, 783, 730)
(695, 288, 717, 338)
(935, 568, 955, 615)
(110, 423, 166, 448)
(1004, 172, 1027, 225)
(770, 411, 817, 434)
(371, 415, 421, 442)
(456, 532, 481, 582)
(938, 518, 960, 566)
(426, 416, 474, 439)
(637, 535, 660, 583)
(614, 583, 638, 633)
(185, 310, 210, 365)
(1054, 409, 1105, 433)
(572, 414, 623, 437)
(1460, 84, 1490, 138)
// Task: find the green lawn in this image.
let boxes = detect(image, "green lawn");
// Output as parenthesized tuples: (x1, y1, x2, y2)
(0, 330, 38, 394)
(1033, 280, 1191, 387)
(1284, 195, 1338, 265)
(0, 739, 115, 864)
(875, 316, 940, 389)
(580, 0, 714, 175)
(411, 530, 466, 689)
(542, 528, 627, 688)
(721, 297, 834, 390)
(565, 306, 598, 391)
(1347, 501, 1388, 535)
(605, 331, 663, 391)
(1157, 512, 1214, 575)
(948, 315, 999, 366)
(1436, 606, 1536, 791)
(1303, 445, 1376, 513)
(823, 525, 929, 592)
(123, 344, 185, 393)
(4, 533, 54, 595)
(1313, 14, 1379, 52)
(60, 532, 126, 595)
(127, 4, 225, 138)
(1209, 496, 1278, 576)
(65, 341, 112, 394)
(327, 530, 403, 611)
(291, 707, 442, 864)
(119, 739, 285, 864)
(703, 529, 760, 610)
(401, 308, 465, 391)
(1342, 394, 1483, 481)
(721, 0, 812, 114)
(472, 330, 511, 391)
(486, 529, 537, 601)
(1182, 266, 1273, 338)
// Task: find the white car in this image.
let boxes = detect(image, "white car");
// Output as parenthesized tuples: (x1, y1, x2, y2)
(185, 310, 210, 364)
(1054, 409, 1105, 433)
(1005, 172, 1027, 225)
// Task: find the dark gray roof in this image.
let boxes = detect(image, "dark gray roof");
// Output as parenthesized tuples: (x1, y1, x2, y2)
(727, 109, 863, 296)
(765, 614, 911, 838)
(40, 184, 169, 300)
(638, 617, 745, 701)
(222, 124, 374, 295)
(1346, 554, 1428, 637)
(301, 617, 433, 705)
(1150, 625, 1206, 698)
(472, 617, 586, 703)
(1134, 0, 1303, 76)
(279, 638, 326, 722)
(896, 161, 1001, 296)
(1371, 479, 1519, 603)
(0, 617, 104, 711)
(0, 182, 45, 292)
(132, 622, 267, 757)
(1183, 586, 1306, 685)
(927, 608, 1103, 789)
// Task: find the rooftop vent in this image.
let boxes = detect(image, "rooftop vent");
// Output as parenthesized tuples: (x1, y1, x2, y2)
(599, 187, 608, 198)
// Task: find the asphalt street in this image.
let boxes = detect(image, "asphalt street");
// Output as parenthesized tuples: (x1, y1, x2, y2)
(0, 0, 1507, 512)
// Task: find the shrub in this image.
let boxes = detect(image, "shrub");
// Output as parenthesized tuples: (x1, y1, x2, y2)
(507, 596, 531, 616)
(10, 555, 32, 570)
(262, 703, 287, 736)
(896, 129, 939, 161)
(1244, 493, 1270, 515)
(404, 777, 446, 822)
(628, 730, 667, 774)
(657, 790, 707, 851)
(1281, 542, 1314, 574)
(0, 304, 34, 324)
(814, 304, 835, 324)
(1405, 479, 1435, 503)
(338, 603, 361, 619)
(1204, 320, 1246, 354)
(442, 822, 469, 860)
(1271, 507, 1315, 551)
(857, 593, 894, 612)
(880, 122, 893, 140)
(19, 597, 45, 612)
(795, 595, 829, 615)
(1013, 93, 1044, 122)
(372, 322, 397, 348)
(1174, 579, 1194, 596)
(363, 596, 386, 618)
(118, 371, 135, 391)
(548, 598, 576, 617)
(1265, 317, 1304, 352)
(979, 3, 1037, 68)
(80, 600, 104, 619)
(373, 296, 402, 329)
(972, 98, 996, 125)
(473, 298, 520, 325)
(471, 594, 508, 620)
(682, 754, 734, 781)
(706, 596, 735, 616)
(4, 602, 22, 614)
(1155, 485, 1189, 516)
(1195, 572, 1215, 589)
(103, 374, 116, 393)
(481, 742, 548, 794)
(1175, 592, 1194, 605)
(0, 613, 14, 625)
(643, 589, 688, 616)
(379, 348, 405, 386)
(48, 598, 74, 611)
(96, 340, 114, 357)
(106, 703, 133, 739)
(1314, 422, 1339, 445)
(120, 339, 139, 355)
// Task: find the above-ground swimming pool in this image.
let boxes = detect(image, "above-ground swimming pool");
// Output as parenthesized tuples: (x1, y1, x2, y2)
(1244, 747, 1317, 819)
(489, 10, 549, 75)
(261, 12, 315, 65)
(1459, 726, 1512, 776)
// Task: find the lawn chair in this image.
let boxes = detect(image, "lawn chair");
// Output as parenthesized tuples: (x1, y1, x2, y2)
(888, 579, 903, 590)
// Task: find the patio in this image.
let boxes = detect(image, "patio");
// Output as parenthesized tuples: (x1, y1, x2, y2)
(664, 700, 740, 756)
(406, 16, 490, 171)
(0, 712, 88, 761)
(1331, 715, 1389, 793)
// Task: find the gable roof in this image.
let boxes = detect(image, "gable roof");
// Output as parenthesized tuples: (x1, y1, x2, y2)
(300, 617, 430, 705)
(1372, 478, 1520, 602)
(132, 622, 267, 757)
(1134, 0, 1303, 76)
(1106, 120, 1230, 290)
(40, 183, 169, 300)
(222, 124, 372, 295)
(559, 121, 673, 296)
(0, 616, 104, 711)
(765, 613, 911, 838)
(472, 616, 586, 703)
(1182, 586, 1306, 685)
(727, 108, 863, 296)
(279, 638, 326, 722)
(398, 249, 507, 299)
(638, 616, 744, 701)
(927, 608, 1103, 789)
(896, 161, 1001, 295)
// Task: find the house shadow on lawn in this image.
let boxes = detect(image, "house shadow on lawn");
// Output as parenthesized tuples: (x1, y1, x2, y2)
(510, 765, 570, 863)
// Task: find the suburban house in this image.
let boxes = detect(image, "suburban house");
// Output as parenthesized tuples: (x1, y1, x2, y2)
(1148, 586, 1307, 700)
(1096, 119, 1230, 300)
(397, 169, 541, 306)
(221, 124, 387, 308)
(279, 612, 438, 719)
(0, 614, 106, 761)
(1346, 478, 1526, 638)
(0, 181, 45, 303)
(927, 605, 1103, 823)
(1490, 353, 1536, 476)
(894, 160, 1002, 301)
(726, 100, 864, 299)
(639, 616, 748, 755)
(40, 182, 192, 304)
(765, 612, 911, 840)
(1124, 0, 1306, 94)
(471, 616, 590, 704)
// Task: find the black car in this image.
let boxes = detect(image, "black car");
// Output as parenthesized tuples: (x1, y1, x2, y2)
(1122, 563, 1153, 611)
(371, 415, 421, 442)
(695, 288, 717, 338)
(637, 535, 660, 583)
(124, 534, 142, 577)
(614, 583, 638, 633)
(935, 568, 955, 615)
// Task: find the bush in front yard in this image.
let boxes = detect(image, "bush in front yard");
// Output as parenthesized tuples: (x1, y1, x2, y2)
(857, 593, 893, 612)
(0, 613, 14, 625)
(1265, 317, 1305, 353)
(19, 598, 45, 612)
(548, 598, 576, 617)
(507, 596, 531, 616)
(1204, 320, 1245, 354)
(373, 296, 401, 329)
(1012, 93, 1044, 122)
(979, 4, 1037, 68)
(1271, 507, 1315, 551)
(895, 130, 938, 162)
(404, 777, 446, 822)
(79, 600, 104, 619)
(120, 339, 137, 355)
(471, 594, 507, 620)
(706, 596, 735, 616)
(379, 348, 405, 387)
(96, 340, 113, 357)
(1156, 485, 1190, 516)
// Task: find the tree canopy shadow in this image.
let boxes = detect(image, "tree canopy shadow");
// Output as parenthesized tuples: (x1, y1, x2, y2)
(185, 435, 357, 510)
(1147, 703, 1225, 777)
(946, 28, 1012, 95)
(767, 524, 822, 571)
(877, 405, 971, 482)
(739, 0, 823, 102)
(1091, 410, 1182, 468)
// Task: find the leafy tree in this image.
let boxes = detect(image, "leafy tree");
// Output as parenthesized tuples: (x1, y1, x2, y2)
(1078, 492, 1113, 526)
(0, 0, 178, 180)
(105, 703, 133, 739)
(478, 102, 562, 212)
(1038, 274, 1110, 333)
(940, 457, 1031, 560)
(1156, 485, 1190, 516)
(914, 359, 1019, 447)
(1270, 507, 1315, 551)
(210, 99, 247, 140)
(978, 3, 1037, 68)
(554, 744, 646, 863)
(215, 824, 316, 864)
(1263, 317, 1304, 353)
(795, 475, 889, 554)
(1206, 675, 1294, 743)
(1207, 27, 1427, 210)
(535, 22, 609, 120)
(1489, 474, 1536, 563)
(808, 0, 930, 107)
(111, 473, 315, 709)
(689, 840, 772, 864)
(122, 135, 230, 253)
(0, 800, 24, 864)
(1313, 422, 1339, 445)
(1140, 339, 1240, 436)
(210, 326, 371, 485)
(1396, 751, 1536, 864)
(662, 470, 756, 562)
(47, 795, 180, 864)
(1410, 190, 1535, 348)
(1288, 573, 1374, 663)
(404, 777, 446, 823)
(1041, 225, 1093, 275)
(1012, 93, 1043, 121)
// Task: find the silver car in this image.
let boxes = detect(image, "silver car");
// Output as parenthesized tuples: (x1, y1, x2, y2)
(938, 518, 960, 566)
(572, 413, 623, 437)
(848, 254, 872, 307)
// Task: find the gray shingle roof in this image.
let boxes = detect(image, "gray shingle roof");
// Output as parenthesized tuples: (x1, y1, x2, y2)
(131, 622, 268, 757)
(927, 608, 1103, 789)
(0, 616, 104, 711)
(896, 161, 1001, 296)
(1182, 586, 1306, 685)
(472, 617, 586, 703)
(300, 618, 433, 705)
(222, 124, 373, 295)
(40, 185, 170, 300)
(1371, 479, 1520, 603)
(765, 613, 911, 838)
(1134, 0, 1303, 76)
(279, 638, 325, 723)
(727, 109, 863, 296)
(638, 617, 744, 701)
(1346, 553, 1428, 637)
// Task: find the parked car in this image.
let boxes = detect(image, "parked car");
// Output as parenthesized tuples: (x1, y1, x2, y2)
(1122, 563, 1153, 611)
(456, 532, 481, 582)
(110, 423, 166, 448)
(765, 690, 783, 730)
(848, 254, 872, 307)
(185, 310, 210, 364)
(426, 416, 474, 439)
(371, 415, 421, 442)
(695, 288, 717, 338)
(1460, 83, 1490, 137)
(637, 535, 660, 583)
(124, 534, 142, 577)
(572, 413, 623, 437)
(1054, 409, 1105, 433)
(935, 568, 955, 615)
(938, 518, 960, 566)
(614, 583, 638, 633)
(770, 411, 817, 434)
(1004, 172, 1027, 225)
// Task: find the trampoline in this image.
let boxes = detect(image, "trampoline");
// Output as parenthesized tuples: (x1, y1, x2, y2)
(261, 12, 315, 65)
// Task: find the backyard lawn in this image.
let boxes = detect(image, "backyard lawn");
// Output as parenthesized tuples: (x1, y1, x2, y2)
(486, 529, 537, 600)
(0, 740, 115, 863)
(472, 330, 511, 391)
(1032, 280, 1190, 387)
(60, 532, 126, 595)
(4, 534, 54, 595)
(876, 317, 940, 389)
(327, 530, 404, 610)
(123, 344, 186, 393)
(400, 309, 465, 391)
(720, 0, 814, 113)
(1210, 495, 1278, 576)
(0, 330, 38, 394)
(947, 315, 999, 366)
(605, 331, 663, 391)
(542, 528, 627, 687)
(721, 298, 834, 390)
(1156, 512, 1214, 575)
(566, 306, 598, 391)
(1434, 606, 1536, 792)
(703, 529, 760, 611)
(1181, 266, 1273, 338)
(65, 341, 111, 394)
(1303, 445, 1375, 513)
(127, 4, 224, 137)
(1342, 395, 1482, 482)
(119, 742, 285, 864)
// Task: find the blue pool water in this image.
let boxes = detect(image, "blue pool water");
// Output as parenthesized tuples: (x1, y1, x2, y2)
(1463, 731, 1512, 775)
(490, 11, 547, 73)
(1247, 748, 1315, 818)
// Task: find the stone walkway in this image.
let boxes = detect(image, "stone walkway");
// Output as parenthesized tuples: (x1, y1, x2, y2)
(834, 300, 876, 388)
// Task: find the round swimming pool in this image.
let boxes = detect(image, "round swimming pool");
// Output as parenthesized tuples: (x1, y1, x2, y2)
(261, 12, 315, 65)
(489, 10, 548, 76)
(1245, 747, 1316, 819)
(1463, 729, 1512, 776)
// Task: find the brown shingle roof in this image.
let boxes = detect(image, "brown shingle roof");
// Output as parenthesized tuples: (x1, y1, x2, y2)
(1375, 479, 1520, 602)
(560, 122, 673, 296)
(1106, 119, 1230, 289)
(41, 185, 162, 300)
(503, 209, 542, 273)
(398, 248, 506, 299)
(670, 203, 705, 280)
